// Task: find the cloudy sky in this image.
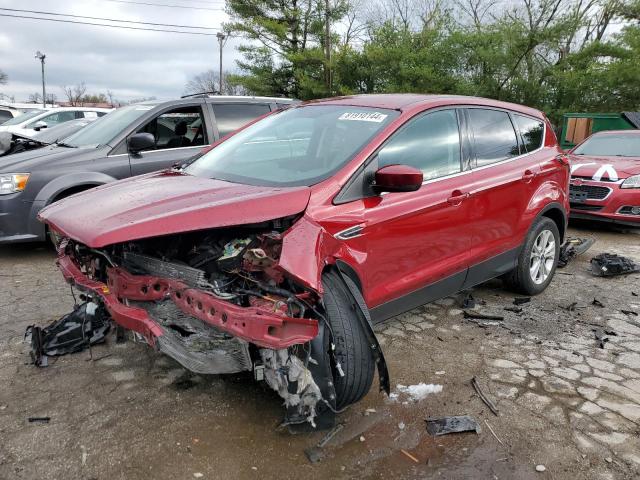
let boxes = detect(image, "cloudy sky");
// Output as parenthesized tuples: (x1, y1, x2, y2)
(0, 0, 245, 102)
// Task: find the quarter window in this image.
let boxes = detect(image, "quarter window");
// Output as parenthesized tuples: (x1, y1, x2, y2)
(212, 103, 271, 138)
(468, 109, 519, 166)
(377, 109, 462, 181)
(513, 114, 544, 152)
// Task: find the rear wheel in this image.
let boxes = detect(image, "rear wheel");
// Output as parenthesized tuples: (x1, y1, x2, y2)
(504, 217, 560, 295)
(322, 271, 375, 410)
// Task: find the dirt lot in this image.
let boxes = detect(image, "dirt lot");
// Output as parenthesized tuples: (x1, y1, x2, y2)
(1, 222, 639, 480)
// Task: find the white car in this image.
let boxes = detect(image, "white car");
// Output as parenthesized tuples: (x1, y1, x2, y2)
(0, 107, 111, 137)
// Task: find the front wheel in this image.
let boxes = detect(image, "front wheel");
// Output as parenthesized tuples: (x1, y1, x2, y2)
(504, 217, 560, 295)
(322, 271, 375, 410)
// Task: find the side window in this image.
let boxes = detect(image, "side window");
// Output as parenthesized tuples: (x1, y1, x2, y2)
(377, 109, 461, 181)
(0, 109, 12, 123)
(513, 114, 544, 152)
(468, 109, 519, 166)
(30, 110, 76, 127)
(136, 106, 207, 150)
(213, 103, 271, 138)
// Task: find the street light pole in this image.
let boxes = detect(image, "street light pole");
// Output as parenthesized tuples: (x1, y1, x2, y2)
(216, 32, 226, 94)
(35, 51, 46, 107)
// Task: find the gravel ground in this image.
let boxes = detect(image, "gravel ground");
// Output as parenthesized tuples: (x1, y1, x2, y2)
(0, 222, 639, 480)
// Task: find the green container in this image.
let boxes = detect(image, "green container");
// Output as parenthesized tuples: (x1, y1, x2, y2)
(560, 112, 638, 150)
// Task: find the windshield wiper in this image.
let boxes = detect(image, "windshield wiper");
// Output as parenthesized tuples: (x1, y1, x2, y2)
(55, 140, 77, 148)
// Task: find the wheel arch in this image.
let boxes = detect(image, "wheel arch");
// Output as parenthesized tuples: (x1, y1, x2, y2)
(537, 202, 567, 243)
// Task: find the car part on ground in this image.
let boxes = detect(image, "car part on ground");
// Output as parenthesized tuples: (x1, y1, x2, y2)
(557, 237, 596, 268)
(590, 253, 640, 276)
(425, 415, 481, 436)
(24, 301, 111, 367)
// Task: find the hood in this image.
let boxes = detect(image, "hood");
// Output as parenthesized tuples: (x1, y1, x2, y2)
(568, 154, 640, 181)
(38, 170, 312, 247)
(0, 144, 102, 171)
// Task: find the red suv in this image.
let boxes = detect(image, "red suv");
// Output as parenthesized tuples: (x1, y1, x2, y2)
(39, 95, 569, 430)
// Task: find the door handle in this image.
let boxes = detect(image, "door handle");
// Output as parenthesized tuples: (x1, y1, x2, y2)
(522, 169, 537, 183)
(447, 190, 469, 206)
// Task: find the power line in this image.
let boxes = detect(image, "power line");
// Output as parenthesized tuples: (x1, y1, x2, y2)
(0, 13, 223, 35)
(98, 0, 225, 11)
(0, 7, 216, 30)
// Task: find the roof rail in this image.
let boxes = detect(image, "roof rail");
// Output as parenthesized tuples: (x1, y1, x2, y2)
(180, 91, 220, 99)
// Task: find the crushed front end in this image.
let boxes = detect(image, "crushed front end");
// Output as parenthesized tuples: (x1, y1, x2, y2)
(54, 218, 337, 429)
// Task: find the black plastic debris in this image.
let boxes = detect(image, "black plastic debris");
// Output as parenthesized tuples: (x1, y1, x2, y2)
(426, 415, 481, 436)
(593, 328, 617, 349)
(590, 253, 640, 277)
(504, 306, 523, 313)
(558, 238, 595, 268)
(25, 302, 111, 367)
(592, 298, 605, 308)
(463, 311, 504, 321)
(461, 293, 476, 309)
(621, 310, 638, 317)
(28, 417, 50, 424)
(513, 297, 531, 306)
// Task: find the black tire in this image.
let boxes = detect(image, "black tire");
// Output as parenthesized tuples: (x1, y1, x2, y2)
(322, 270, 375, 410)
(504, 216, 560, 295)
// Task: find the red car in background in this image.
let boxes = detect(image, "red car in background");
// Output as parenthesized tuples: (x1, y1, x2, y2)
(39, 94, 569, 429)
(568, 130, 640, 226)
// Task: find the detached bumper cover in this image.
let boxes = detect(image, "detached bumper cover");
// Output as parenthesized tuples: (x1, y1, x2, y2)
(57, 252, 319, 349)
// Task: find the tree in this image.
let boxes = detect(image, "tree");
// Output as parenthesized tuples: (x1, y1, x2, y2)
(62, 82, 87, 106)
(45, 93, 57, 106)
(225, 0, 348, 99)
(28, 92, 42, 104)
(0, 69, 7, 85)
(184, 69, 245, 95)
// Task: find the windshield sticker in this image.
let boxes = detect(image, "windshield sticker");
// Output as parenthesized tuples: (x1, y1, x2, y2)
(338, 112, 388, 123)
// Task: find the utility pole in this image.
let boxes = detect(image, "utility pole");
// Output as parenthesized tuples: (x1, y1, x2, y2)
(216, 32, 226, 94)
(324, 0, 331, 94)
(34, 51, 46, 107)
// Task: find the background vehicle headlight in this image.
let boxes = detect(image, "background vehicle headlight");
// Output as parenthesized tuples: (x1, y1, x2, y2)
(0, 173, 30, 195)
(621, 175, 640, 189)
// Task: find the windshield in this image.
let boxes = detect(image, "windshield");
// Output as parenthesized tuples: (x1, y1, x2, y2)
(2, 109, 45, 125)
(63, 104, 153, 148)
(32, 120, 91, 144)
(574, 133, 640, 158)
(186, 105, 399, 187)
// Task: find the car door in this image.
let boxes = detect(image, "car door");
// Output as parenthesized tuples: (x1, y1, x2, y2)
(357, 108, 473, 319)
(462, 108, 542, 288)
(129, 104, 210, 176)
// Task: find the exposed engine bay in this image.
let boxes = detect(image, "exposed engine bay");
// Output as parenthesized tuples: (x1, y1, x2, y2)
(61, 216, 339, 428)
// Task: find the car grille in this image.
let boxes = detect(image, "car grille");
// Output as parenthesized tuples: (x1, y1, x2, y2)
(571, 203, 604, 212)
(569, 184, 611, 200)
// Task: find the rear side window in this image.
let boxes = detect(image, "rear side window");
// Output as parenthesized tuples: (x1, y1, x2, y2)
(213, 103, 271, 138)
(468, 109, 519, 167)
(377, 109, 461, 181)
(0, 109, 12, 123)
(514, 114, 544, 152)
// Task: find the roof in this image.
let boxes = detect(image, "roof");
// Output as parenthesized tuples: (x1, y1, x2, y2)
(304, 94, 544, 118)
(136, 96, 298, 107)
(590, 129, 640, 136)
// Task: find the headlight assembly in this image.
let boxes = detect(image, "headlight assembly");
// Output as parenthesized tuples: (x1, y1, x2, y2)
(0, 173, 30, 195)
(621, 175, 640, 189)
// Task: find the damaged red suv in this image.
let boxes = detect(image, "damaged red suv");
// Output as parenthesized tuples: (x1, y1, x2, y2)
(39, 95, 569, 429)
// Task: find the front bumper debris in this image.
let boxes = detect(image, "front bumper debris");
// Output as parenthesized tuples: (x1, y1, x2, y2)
(56, 252, 319, 350)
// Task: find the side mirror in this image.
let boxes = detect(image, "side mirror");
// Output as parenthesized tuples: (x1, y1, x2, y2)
(33, 121, 48, 131)
(373, 164, 423, 193)
(127, 132, 155, 154)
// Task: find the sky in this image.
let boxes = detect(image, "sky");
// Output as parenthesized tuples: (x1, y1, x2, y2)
(0, 0, 245, 103)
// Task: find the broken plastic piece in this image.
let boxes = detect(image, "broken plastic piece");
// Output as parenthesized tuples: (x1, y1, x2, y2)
(513, 297, 530, 305)
(425, 415, 481, 436)
(558, 238, 595, 268)
(590, 253, 640, 277)
(25, 302, 111, 367)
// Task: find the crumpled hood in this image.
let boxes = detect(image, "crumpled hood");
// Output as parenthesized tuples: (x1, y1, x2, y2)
(38, 170, 311, 247)
(569, 154, 640, 180)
